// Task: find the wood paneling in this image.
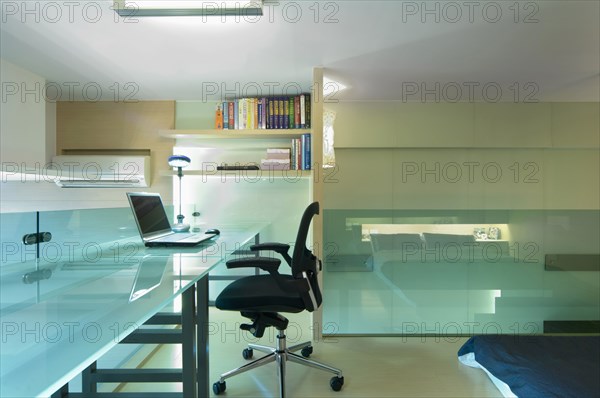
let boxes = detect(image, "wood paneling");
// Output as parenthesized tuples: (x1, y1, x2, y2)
(57, 101, 175, 201)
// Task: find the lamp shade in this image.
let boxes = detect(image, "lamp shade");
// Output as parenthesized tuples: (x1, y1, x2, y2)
(168, 155, 191, 168)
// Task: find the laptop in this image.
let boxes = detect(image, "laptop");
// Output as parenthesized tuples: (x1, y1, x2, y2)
(129, 255, 168, 302)
(127, 192, 218, 247)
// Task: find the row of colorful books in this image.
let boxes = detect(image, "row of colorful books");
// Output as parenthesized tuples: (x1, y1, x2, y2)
(215, 94, 311, 130)
(261, 134, 312, 170)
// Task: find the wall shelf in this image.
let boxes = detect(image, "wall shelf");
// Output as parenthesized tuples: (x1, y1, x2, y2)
(159, 129, 311, 140)
(161, 169, 312, 178)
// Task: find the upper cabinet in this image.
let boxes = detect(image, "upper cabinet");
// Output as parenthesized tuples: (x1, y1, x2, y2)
(328, 102, 599, 149)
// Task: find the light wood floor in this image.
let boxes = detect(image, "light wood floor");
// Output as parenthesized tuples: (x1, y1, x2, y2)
(115, 308, 503, 397)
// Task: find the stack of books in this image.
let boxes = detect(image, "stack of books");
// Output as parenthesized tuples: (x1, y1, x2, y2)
(261, 148, 291, 170)
(215, 94, 311, 130)
(260, 134, 312, 171)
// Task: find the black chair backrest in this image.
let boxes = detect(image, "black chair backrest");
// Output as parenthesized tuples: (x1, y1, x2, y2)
(291, 202, 322, 310)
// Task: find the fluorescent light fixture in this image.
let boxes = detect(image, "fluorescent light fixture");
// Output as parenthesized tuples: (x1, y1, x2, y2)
(114, 0, 263, 17)
(323, 76, 347, 97)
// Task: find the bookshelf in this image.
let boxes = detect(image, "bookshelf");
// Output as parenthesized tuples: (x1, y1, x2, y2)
(159, 67, 324, 338)
(160, 128, 312, 171)
(160, 169, 313, 178)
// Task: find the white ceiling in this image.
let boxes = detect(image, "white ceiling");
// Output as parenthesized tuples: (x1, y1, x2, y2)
(1, 0, 599, 101)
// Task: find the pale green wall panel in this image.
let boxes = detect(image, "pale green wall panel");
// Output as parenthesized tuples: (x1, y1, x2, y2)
(473, 103, 553, 147)
(323, 149, 395, 209)
(551, 102, 600, 148)
(326, 102, 396, 148)
(394, 103, 475, 147)
(542, 150, 600, 209)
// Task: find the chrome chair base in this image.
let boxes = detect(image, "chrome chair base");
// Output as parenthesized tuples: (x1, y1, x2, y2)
(213, 330, 344, 398)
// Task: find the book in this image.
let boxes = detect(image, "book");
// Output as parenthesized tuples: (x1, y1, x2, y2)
(266, 148, 291, 161)
(278, 98, 285, 129)
(240, 98, 247, 129)
(257, 99, 263, 129)
(261, 159, 291, 170)
(247, 98, 254, 130)
(294, 138, 302, 170)
(215, 104, 223, 129)
(254, 98, 259, 129)
(294, 96, 300, 128)
(305, 94, 311, 128)
(283, 97, 289, 129)
(301, 133, 311, 170)
(271, 98, 279, 129)
(222, 102, 229, 129)
(228, 102, 235, 129)
(300, 94, 306, 128)
(288, 97, 294, 129)
(233, 100, 239, 129)
(261, 98, 267, 129)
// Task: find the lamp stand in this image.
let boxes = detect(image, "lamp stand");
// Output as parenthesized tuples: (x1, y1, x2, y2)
(172, 166, 190, 233)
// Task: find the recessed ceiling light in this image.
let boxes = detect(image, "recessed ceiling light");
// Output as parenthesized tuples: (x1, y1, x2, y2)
(113, 0, 263, 17)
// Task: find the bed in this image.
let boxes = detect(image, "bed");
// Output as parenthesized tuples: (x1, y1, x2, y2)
(458, 335, 600, 398)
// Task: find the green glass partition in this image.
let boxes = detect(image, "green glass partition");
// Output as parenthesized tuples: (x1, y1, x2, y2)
(322, 209, 600, 335)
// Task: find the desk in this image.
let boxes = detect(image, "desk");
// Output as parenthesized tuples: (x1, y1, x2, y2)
(0, 224, 264, 398)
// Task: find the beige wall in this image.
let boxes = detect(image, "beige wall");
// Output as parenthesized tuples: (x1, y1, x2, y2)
(0, 59, 49, 165)
(323, 102, 600, 210)
(57, 100, 176, 204)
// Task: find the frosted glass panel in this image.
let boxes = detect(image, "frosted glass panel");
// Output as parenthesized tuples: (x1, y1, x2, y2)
(322, 209, 600, 335)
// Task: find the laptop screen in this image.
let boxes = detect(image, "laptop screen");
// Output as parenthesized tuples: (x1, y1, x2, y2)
(128, 193, 172, 236)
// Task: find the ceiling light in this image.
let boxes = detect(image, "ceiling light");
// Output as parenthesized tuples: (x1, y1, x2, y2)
(114, 0, 263, 17)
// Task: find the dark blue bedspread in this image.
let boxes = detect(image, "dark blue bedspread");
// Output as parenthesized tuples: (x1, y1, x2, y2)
(458, 335, 600, 398)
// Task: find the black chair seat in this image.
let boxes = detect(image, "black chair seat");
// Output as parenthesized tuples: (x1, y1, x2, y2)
(215, 274, 305, 313)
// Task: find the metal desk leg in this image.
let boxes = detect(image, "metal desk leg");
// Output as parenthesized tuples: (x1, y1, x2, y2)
(51, 384, 68, 398)
(196, 275, 209, 397)
(82, 361, 97, 393)
(182, 284, 198, 398)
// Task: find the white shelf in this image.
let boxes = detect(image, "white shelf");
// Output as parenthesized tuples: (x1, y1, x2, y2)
(161, 169, 312, 178)
(159, 129, 311, 140)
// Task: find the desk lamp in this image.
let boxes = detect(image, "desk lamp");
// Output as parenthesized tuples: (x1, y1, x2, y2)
(168, 155, 191, 233)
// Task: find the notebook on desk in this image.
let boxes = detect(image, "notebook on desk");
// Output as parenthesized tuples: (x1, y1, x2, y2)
(127, 192, 218, 247)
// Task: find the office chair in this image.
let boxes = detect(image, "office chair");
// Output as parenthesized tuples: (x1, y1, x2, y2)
(212, 202, 344, 397)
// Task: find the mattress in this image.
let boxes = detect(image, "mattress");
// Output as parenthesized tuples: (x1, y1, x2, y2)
(458, 335, 600, 398)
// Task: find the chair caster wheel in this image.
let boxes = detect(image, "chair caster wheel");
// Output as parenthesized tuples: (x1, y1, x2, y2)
(242, 348, 253, 359)
(301, 346, 313, 358)
(213, 381, 226, 395)
(330, 376, 344, 392)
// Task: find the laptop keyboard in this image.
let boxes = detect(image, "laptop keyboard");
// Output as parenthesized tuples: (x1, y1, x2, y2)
(157, 233, 196, 242)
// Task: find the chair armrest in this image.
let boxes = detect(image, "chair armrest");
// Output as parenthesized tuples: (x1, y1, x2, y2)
(250, 242, 290, 255)
(226, 256, 281, 274)
(250, 243, 292, 266)
(226, 256, 303, 293)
